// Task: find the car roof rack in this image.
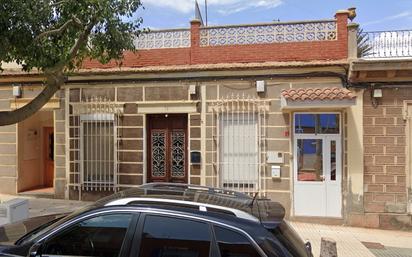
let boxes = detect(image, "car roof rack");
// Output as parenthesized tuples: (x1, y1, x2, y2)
(139, 183, 252, 199)
(102, 183, 285, 225)
(106, 197, 260, 222)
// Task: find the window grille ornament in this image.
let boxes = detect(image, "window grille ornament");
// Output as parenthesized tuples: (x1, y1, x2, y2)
(171, 131, 185, 178)
(151, 131, 167, 177)
(72, 96, 124, 116)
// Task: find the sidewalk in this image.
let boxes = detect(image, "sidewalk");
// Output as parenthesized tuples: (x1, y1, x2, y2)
(291, 221, 412, 257)
(1, 194, 412, 257)
(0, 194, 89, 217)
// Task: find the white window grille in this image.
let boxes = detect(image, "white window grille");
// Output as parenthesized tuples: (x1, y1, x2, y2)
(210, 95, 268, 195)
(71, 97, 123, 191)
(221, 114, 258, 190)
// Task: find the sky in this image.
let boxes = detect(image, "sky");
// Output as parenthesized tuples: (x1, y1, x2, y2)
(134, 0, 412, 31)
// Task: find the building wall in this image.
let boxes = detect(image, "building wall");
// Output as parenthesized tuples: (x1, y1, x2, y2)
(0, 85, 65, 197)
(0, 87, 17, 194)
(64, 77, 348, 220)
(17, 110, 53, 192)
(83, 13, 349, 69)
(362, 88, 412, 229)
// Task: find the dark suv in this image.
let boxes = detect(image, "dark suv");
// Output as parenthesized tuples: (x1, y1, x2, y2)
(0, 183, 313, 257)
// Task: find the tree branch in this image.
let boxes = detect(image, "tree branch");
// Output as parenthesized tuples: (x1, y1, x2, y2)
(0, 73, 64, 126)
(36, 16, 83, 40)
(50, 0, 69, 7)
(0, 19, 97, 126)
(67, 19, 96, 61)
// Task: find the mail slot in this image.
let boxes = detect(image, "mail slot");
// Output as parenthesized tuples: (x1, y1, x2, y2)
(191, 151, 201, 165)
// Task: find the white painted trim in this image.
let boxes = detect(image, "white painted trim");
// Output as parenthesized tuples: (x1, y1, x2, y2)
(281, 98, 356, 110)
(64, 88, 70, 199)
(10, 98, 60, 110)
(80, 113, 115, 121)
(137, 102, 197, 114)
(201, 85, 207, 186)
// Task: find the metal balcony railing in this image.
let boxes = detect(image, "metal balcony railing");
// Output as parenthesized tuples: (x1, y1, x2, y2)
(360, 30, 412, 58)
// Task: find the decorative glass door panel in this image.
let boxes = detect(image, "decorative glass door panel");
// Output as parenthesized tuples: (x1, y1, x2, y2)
(297, 139, 323, 182)
(147, 115, 188, 183)
(171, 130, 185, 178)
(151, 130, 167, 178)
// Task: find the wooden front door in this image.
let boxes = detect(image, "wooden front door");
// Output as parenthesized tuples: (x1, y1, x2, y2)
(147, 114, 188, 183)
(43, 127, 54, 187)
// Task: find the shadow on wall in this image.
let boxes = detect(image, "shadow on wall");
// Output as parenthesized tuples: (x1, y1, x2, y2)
(17, 111, 53, 192)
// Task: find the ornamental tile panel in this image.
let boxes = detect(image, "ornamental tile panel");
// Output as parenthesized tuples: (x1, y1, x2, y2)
(199, 20, 337, 47)
(135, 29, 191, 49)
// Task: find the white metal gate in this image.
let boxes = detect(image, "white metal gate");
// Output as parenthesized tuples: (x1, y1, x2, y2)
(209, 94, 268, 195)
(71, 97, 123, 191)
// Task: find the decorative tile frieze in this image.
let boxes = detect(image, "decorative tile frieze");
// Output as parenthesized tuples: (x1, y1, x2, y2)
(135, 29, 191, 49)
(199, 20, 337, 46)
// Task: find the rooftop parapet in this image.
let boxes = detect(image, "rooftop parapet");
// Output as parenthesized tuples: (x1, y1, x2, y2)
(83, 10, 350, 69)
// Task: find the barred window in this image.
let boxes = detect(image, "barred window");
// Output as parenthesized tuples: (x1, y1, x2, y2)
(210, 96, 268, 195)
(80, 114, 117, 189)
(220, 114, 259, 191)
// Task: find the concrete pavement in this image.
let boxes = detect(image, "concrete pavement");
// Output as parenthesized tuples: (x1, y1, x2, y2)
(0, 193, 89, 217)
(291, 221, 412, 257)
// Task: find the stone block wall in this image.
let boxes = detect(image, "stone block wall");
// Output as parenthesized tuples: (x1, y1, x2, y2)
(203, 78, 345, 218)
(363, 88, 412, 229)
(54, 89, 67, 198)
(67, 83, 200, 201)
(0, 87, 17, 194)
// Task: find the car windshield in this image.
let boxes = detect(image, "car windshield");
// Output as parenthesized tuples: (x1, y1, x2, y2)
(17, 204, 97, 245)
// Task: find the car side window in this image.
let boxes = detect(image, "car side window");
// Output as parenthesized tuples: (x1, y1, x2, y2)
(138, 215, 212, 257)
(214, 226, 262, 257)
(41, 213, 133, 257)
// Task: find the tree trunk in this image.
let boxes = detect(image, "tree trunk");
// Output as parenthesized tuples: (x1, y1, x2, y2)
(0, 73, 64, 126)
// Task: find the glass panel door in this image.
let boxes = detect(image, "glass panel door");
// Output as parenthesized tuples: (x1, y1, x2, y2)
(297, 139, 324, 182)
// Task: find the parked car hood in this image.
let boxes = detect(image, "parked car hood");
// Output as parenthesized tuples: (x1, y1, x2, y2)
(0, 213, 67, 246)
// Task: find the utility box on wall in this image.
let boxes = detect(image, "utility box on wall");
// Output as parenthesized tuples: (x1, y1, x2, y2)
(271, 165, 281, 178)
(267, 151, 284, 164)
(0, 199, 29, 226)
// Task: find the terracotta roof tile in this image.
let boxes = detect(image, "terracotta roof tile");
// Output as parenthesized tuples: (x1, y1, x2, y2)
(0, 60, 348, 76)
(281, 87, 355, 101)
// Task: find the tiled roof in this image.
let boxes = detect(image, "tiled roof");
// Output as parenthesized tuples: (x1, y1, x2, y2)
(281, 87, 355, 101)
(0, 60, 348, 76)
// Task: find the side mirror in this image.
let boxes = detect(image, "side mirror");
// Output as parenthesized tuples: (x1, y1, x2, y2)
(305, 241, 313, 257)
(28, 242, 42, 257)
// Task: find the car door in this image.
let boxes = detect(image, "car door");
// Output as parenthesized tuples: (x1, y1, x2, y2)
(131, 213, 218, 257)
(131, 212, 269, 257)
(34, 211, 139, 257)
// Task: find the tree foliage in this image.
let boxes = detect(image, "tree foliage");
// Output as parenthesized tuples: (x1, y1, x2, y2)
(0, 0, 144, 125)
(357, 28, 373, 58)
